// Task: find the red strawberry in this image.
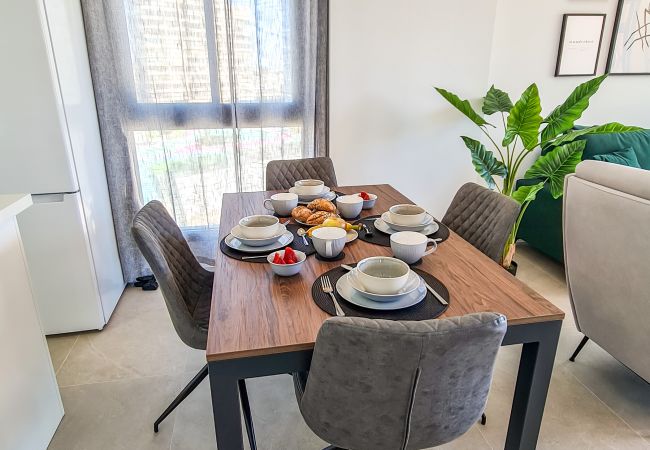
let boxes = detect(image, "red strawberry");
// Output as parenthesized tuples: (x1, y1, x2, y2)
(273, 252, 283, 264)
(283, 247, 298, 264)
(359, 191, 371, 200)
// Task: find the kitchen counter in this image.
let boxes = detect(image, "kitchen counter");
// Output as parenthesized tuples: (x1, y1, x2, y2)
(0, 194, 63, 450)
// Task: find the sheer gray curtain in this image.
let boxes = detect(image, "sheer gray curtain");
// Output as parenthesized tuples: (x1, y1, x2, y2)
(81, 0, 328, 281)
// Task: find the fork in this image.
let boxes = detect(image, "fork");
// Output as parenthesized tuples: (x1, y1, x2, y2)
(321, 276, 345, 316)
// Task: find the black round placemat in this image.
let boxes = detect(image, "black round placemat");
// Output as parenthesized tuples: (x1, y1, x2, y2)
(315, 251, 346, 262)
(220, 223, 315, 263)
(311, 264, 450, 320)
(354, 215, 450, 247)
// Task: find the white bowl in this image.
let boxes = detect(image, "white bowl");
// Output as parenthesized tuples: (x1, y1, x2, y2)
(361, 193, 377, 209)
(355, 256, 410, 295)
(267, 249, 306, 277)
(238, 215, 280, 239)
(348, 269, 420, 302)
(294, 179, 325, 196)
(389, 204, 427, 227)
(336, 195, 363, 219)
(230, 224, 286, 247)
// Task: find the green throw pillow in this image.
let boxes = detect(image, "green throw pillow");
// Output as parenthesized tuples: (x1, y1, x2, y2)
(591, 147, 641, 168)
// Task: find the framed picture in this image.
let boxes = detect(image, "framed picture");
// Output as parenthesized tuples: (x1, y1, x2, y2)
(607, 0, 650, 74)
(555, 14, 606, 76)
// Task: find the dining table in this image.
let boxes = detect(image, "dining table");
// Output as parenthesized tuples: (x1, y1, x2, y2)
(207, 184, 565, 450)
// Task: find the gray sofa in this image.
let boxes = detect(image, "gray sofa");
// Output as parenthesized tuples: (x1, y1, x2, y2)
(563, 160, 650, 382)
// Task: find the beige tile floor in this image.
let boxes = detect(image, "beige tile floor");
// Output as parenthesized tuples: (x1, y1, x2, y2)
(46, 244, 650, 449)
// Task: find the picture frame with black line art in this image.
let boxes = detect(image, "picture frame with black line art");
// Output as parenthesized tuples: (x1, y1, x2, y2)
(607, 0, 650, 74)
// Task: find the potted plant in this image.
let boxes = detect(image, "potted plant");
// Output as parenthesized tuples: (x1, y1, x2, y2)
(435, 74, 640, 271)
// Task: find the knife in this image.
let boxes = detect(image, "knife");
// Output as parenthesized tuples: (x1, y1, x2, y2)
(424, 282, 448, 306)
(341, 264, 354, 271)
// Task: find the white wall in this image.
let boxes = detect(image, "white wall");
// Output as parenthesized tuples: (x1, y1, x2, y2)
(329, 0, 498, 217)
(329, 0, 650, 216)
(490, 0, 650, 128)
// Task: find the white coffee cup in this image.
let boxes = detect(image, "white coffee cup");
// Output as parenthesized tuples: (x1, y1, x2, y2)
(238, 215, 280, 239)
(336, 195, 363, 219)
(389, 204, 427, 226)
(294, 179, 325, 196)
(390, 231, 438, 264)
(263, 193, 298, 216)
(311, 227, 347, 258)
(355, 256, 410, 294)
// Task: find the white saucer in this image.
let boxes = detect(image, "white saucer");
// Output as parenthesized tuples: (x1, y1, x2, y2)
(380, 212, 434, 232)
(230, 224, 287, 247)
(224, 230, 294, 253)
(335, 273, 426, 310)
(374, 218, 439, 236)
(289, 186, 334, 203)
(347, 269, 420, 302)
(346, 229, 358, 243)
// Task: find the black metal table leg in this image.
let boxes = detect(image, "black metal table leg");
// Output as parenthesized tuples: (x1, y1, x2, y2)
(209, 364, 245, 450)
(208, 351, 313, 450)
(503, 321, 562, 450)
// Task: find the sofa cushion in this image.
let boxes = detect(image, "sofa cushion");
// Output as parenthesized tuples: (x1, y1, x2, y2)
(591, 147, 641, 168)
(577, 128, 650, 169)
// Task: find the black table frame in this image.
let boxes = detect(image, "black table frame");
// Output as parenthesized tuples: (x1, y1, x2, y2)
(208, 319, 562, 450)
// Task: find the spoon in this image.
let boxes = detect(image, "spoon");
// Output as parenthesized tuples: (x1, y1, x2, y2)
(297, 228, 310, 246)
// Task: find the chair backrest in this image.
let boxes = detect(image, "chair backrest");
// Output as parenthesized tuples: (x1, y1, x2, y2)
(442, 182, 520, 263)
(297, 313, 507, 450)
(265, 157, 337, 190)
(564, 160, 650, 382)
(131, 200, 212, 349)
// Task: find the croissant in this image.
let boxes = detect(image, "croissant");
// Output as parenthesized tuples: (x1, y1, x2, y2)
(306, 211, 337, 225)
(291, 206, 312, 222)
(306, 198, 336, 213)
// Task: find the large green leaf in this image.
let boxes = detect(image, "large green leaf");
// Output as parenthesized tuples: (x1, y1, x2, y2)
(461, 136, 507, 189)
(435, 87, 492, 128)
(548, 122, 643, 147)
(512, 182, 545, 205)
(482, 85, 513, 115)
(502, 83, 542, 149)
(541, 74, 607, 143)
(524, 140, 586, 198)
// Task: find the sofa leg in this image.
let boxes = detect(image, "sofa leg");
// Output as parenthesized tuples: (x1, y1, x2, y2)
(480, 413, 487, 425)
(569, 336, 590, 362)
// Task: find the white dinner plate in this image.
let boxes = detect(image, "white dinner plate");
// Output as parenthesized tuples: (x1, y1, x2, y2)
(289, 186, 336, 203)
(335, 273, 426, 310)
(230, 224, 287, 247)
(380, 212, 434, 232)
(224, 230, 294, 253)
(374, 218, 439, 236)
(347, 268, 421, 302)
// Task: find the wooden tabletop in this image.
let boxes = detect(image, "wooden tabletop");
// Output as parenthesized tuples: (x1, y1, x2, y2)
(207, 184, 564, 361)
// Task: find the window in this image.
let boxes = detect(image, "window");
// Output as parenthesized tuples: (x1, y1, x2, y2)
(116, 0, 310, 228)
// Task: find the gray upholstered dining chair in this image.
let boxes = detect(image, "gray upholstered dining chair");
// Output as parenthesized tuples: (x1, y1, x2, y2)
(442, 182, 520, 264)
(293, 312, 507, 450)
(265, 156, 338, 190)
(131, 201, 257, 448)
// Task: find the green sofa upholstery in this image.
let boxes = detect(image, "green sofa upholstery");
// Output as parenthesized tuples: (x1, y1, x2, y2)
(516, 128, 650, 263)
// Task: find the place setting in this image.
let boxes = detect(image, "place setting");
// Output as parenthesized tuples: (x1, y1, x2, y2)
(219, 214, 315, 263)
(355, 203, 449, 247)
(311, 255, 450, 320)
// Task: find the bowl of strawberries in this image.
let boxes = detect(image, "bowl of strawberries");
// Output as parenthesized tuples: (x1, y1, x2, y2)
(358, 191, 377, 209)
(267, 247, 306, 277)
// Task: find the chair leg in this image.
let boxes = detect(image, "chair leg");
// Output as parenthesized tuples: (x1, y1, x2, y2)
(480, 413, 487, 425)
(569, 336, 590, 362)
(238, 379, 257, 450)
(154, 364, 208, 432)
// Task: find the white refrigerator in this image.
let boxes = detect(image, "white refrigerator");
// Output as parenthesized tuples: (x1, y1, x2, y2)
(0, 0, 125, 334)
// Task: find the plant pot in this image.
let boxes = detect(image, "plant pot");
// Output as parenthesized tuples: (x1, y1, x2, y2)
(505, 260, 518, 276)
